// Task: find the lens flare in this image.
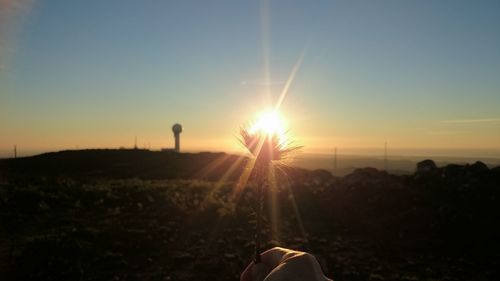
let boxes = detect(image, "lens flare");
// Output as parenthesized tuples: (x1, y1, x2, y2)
(249, 110, 287, 145)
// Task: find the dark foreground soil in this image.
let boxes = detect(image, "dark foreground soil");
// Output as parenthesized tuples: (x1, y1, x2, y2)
(1, 153, 500, 280)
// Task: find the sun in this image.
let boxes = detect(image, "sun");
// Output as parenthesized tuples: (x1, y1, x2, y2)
(249, 110, 287, 144)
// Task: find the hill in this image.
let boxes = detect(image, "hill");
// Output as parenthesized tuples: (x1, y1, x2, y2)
(0, 149, 248, 181)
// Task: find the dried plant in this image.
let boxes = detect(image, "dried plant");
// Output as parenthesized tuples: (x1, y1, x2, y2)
(240, 127, 299, 164)
(239, 125, 301, 263)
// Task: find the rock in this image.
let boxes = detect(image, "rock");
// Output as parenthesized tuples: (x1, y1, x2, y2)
(442, 164, 465, 179)
(416, 160, 438, 175)
(469, 161, 489, 173)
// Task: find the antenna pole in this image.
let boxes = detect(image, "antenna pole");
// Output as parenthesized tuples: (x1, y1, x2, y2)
(14, 145, 17, 159)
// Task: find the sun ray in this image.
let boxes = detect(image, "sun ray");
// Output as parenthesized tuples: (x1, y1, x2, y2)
(195, 153, 232, 179)
(274, 48, 306, 111)
(268, 164, 280, 244)
(231, 157, 256, 201)
(260, 0, 271, 104)
(192, 154, 246, 215)
(277, 166, 310, 244)
(236, 7, 307, 257)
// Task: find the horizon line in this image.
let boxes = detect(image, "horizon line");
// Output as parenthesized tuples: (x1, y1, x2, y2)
(1, 147, 500, 161)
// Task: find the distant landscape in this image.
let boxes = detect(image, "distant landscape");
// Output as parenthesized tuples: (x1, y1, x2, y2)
(3, 148, 500, 177)
(295, 153, 500, 176)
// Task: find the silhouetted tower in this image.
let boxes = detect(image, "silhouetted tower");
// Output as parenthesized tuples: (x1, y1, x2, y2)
(384, 141, 388, 171)
(333, 146, 338, 172)
(14, 145, 17, 159)
(134, 136, 138, 149)
(172, 123, 183, 152)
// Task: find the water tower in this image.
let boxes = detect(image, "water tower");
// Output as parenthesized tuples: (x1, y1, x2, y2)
(172, 123, 183, 152)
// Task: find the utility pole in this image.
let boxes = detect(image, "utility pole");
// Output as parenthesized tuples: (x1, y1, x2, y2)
(14, 145, 17, 159)
(134, 136, 138, 149)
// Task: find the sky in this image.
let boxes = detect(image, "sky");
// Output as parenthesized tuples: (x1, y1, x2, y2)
(1, 0, 500, 158)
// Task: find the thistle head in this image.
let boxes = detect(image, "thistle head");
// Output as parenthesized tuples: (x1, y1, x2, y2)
(239, 125, 300, 166)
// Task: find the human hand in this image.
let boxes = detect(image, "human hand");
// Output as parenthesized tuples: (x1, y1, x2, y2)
(240, 247, 332, 281)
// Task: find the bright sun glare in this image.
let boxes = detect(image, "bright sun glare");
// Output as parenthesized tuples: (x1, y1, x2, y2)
(249, 110, 287, 144)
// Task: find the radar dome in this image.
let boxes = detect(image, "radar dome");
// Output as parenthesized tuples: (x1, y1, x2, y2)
(172, 123, 183, 134)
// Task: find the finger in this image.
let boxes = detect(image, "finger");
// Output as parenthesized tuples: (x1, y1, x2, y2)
(240, 260, 272, 281)
(241, 247, 302, 281)
(263, 252, 329, 281)
(240, 260, 254, 281)
(259, 247, 300, 269)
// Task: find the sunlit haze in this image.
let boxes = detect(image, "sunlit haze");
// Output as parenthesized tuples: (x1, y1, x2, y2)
(1, 0, 500, 158)
(249, 110, 287, 145)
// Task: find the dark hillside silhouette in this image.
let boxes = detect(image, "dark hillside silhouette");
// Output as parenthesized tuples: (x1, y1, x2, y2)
(1, 152, 500, 280)
(0, 149, 248, 181)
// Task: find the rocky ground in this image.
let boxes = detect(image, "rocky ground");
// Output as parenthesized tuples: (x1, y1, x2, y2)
(1, 159, 499, 281)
